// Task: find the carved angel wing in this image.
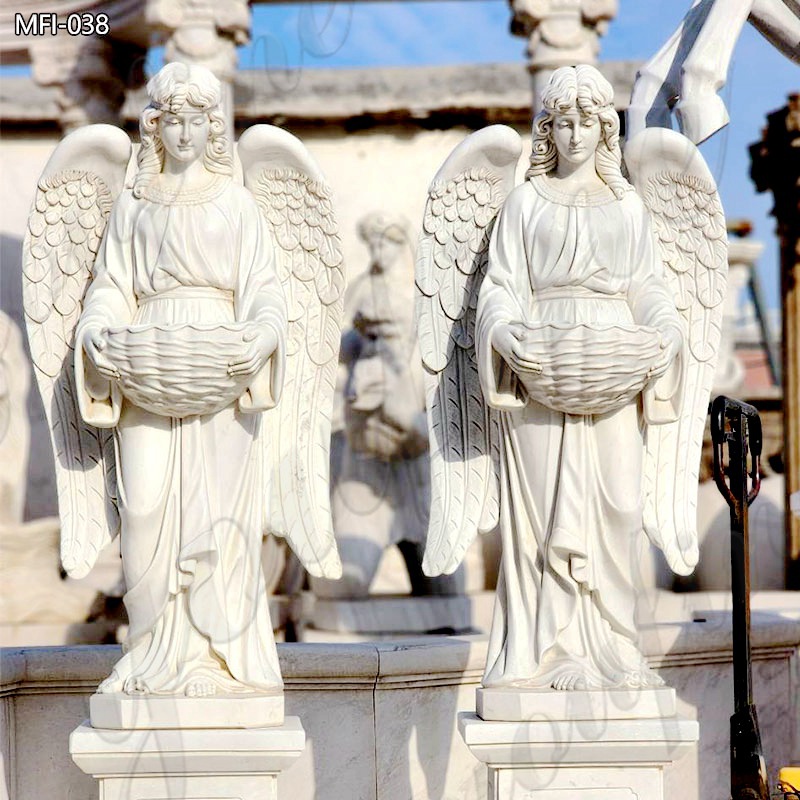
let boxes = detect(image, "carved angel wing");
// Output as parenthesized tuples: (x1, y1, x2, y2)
(417, 125, 522, 576)
(239, 124, 344, 579)
(22, 124, 131, 578)
(626, 127, 728, 575)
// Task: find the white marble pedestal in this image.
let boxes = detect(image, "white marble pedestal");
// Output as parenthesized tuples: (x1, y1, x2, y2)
(70, 717, 305, 800)
(460, 688, 698, 800)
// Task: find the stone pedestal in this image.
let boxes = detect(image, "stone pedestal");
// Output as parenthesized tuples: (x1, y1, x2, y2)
(70, 716, 305, 800)
(460, 688, 698, 800)
(89, 691, 284, 730)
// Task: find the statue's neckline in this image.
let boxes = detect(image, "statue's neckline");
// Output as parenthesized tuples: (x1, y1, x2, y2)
(140, 174, 229, 206)
(529, 174, 617, 207)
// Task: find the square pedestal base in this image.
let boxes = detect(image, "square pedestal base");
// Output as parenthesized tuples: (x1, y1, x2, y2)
(476, 686, 678, 722)
(460, 688, 698, 800)
(90, 690, 284, 729)
(70, 717, 305, 800)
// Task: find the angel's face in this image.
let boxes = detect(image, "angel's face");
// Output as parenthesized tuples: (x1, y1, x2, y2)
(158, 108, 210, 165)
(552, 109, 601, 169)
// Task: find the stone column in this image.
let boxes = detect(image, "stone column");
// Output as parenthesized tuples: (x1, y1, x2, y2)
(750, 94, 800, 589)
(146, 0, 251, 135)
(509, 0, 618, 114)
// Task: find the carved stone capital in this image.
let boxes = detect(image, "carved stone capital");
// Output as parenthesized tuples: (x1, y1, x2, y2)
(509, 0, 618, 68)
(146, 0, 250, 81)
(29, 35, 145, 131)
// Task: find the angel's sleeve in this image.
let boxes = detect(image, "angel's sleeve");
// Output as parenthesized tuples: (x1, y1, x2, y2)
(74, 193, 137, 428)
(625, 198, 685, 424)
(234, 195, 288, 412)
(475, 188, 531, 410)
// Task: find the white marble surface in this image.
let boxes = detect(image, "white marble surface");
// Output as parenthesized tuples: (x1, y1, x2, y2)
(0, 312, 29, 527)
(310, 592, 494, 635)
(2, 603, 798, 800)
(476, 686, 677, 722)
(89, 690, 284, 729)
(460, 710, 697, 800)
(71, 717, 305, 800)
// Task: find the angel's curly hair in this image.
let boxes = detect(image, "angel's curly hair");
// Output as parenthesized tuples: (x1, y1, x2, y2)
(133, 63, 232, 197)
(526, 64, 632, 199)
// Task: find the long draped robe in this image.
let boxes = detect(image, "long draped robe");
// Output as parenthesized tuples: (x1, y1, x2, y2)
(475, 175, 683, 689)
(75, 175, 288, 695)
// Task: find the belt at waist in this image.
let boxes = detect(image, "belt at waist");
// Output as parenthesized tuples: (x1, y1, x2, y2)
(532, 286, 627, 302)
(137, 286, 234, 305)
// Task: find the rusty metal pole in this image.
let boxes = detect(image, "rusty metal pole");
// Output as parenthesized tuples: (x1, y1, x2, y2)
(711, 395, 767, 800)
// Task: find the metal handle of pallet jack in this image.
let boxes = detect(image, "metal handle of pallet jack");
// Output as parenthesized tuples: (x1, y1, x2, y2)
(711, 395, 763, 509)
(710, 396, 769, 800)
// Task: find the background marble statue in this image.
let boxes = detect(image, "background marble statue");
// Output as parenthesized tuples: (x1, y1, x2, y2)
(313, 211, 461, 599)
(416, 65, 728, 690)
(23, 63, 344, 701)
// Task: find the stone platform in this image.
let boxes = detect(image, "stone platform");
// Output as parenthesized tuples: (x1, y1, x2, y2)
(90, 690, 285, 729)
(461, 686, 698, 800)
(71, 717, 305, 800)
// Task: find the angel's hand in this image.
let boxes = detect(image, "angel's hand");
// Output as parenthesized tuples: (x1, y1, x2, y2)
(82, 327, 119, 381)
(493, 323, 542, 375)
(492, 322, 523, 364)
(228, 325, 279, 378)
(650, 326, 682, 379)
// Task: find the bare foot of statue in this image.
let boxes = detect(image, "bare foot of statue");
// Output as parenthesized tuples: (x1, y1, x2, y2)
(551, 672, 588, 691)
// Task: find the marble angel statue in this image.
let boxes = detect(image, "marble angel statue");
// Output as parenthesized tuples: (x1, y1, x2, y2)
(416, 65, 727, 691)
(22, 63, 344, 699)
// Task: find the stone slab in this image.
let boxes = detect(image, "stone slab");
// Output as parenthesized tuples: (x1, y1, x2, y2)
(70, 717, 305, 800)
(459, 711, 698, 765)
(459, 711, 698, 800)
(476, 686, 677, 722)
(90, 690, 284, 730)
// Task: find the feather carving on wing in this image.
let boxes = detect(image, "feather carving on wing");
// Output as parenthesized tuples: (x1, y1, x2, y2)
(22, 125, 131, 578)
(417, 125, 522, 576)
(626, 128, 728, 575)
(239, 125, 344, 579)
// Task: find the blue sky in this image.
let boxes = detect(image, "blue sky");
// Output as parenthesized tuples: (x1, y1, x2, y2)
(231, 0, 795, 312)
(4, 1, 796, 308)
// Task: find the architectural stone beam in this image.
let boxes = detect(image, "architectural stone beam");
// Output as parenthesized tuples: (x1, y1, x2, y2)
(1, 0, 148, 132)
(0, 61, 639, 131)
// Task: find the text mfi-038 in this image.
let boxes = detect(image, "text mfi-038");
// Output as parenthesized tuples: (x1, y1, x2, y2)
(14, 13, 109, 36)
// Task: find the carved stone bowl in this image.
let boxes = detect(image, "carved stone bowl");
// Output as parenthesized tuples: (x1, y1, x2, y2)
(514, 322, 662, 416)
(103, 322, 252, 417)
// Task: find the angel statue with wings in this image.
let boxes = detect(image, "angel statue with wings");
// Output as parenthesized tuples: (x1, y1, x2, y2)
(417, 64, 727, 691)
(23, 63, 344, 703)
